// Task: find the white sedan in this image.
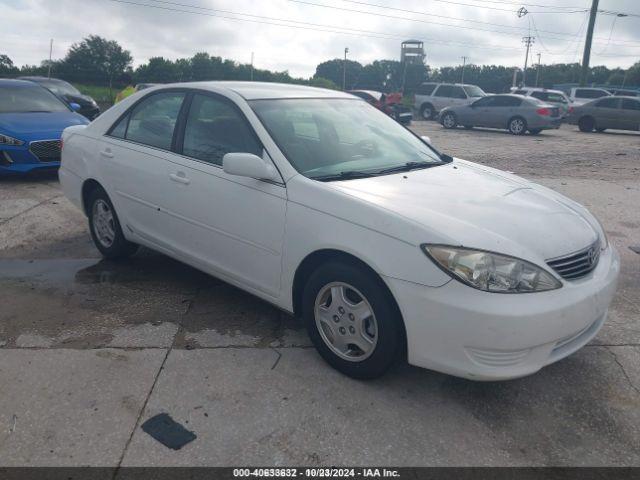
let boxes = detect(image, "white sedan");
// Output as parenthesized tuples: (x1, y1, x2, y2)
(59, 82, 619, 380)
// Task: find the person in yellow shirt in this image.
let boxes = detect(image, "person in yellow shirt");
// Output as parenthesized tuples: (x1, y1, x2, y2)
(115, 84, 135, 103)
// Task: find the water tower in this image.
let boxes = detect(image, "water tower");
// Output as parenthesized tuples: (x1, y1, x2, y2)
(401, 40, 425, 65)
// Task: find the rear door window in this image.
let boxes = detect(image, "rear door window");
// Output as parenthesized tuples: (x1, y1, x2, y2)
(595, 98, 620, 108)
(125, 92, 186, 150)
(493, 96, 522, 107)
(622, 99, 640, 110)
(450, 86, 467, 99)
(576, 89, 608, 99)
(434, 85, 453, 98)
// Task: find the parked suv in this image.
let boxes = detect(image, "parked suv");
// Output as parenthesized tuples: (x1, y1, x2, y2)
(511, 87, 572, 117)
(568, 87, 611, 106)
(414, 83, 486, 120)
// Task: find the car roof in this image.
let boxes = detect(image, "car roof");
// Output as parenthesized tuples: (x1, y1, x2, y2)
(160, 81, 355, 100)
(514, 87, 565, 94)
(0, 79, 42, 88)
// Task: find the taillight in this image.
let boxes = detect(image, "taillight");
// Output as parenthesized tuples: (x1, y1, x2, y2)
(568, 106, 574, 114)
(536, 108, 551, 116)
(60, 138, 64, 151)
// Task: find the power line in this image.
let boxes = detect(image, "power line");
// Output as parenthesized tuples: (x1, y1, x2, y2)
(107, 0, 526, 52)
(330, 0, 640, 46)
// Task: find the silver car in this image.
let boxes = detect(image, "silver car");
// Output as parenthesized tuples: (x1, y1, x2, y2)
(568, 96, 640, 133)
(439, 94, 562, 135)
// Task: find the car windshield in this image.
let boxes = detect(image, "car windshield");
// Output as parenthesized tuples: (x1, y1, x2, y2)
(38, 79, 82, 96)
(0, 85, 70, 113)
(250, 98, 443, 179)
(463, 85, 485, 97)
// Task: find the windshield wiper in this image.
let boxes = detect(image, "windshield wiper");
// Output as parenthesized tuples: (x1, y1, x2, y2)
(375, 161, 439, 175)
(310, 170, 378, 182)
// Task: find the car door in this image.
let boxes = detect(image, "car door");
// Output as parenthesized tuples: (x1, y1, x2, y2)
(99, 90, 187, 250)
(620, 98, 640, 131)
(160, 91, 287, 298)
(449, 86, 469, 107)
(592, 97, 622, 129)
(465, 96, 497, 126)
(432, 85, 453, 111)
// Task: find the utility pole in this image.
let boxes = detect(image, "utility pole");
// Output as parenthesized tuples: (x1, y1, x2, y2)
(342, 47, 349, 90)
(47, 39, 53, 78)
(460, 56, 468, 83)
(535, 53, 542, 87)
(250, 52, 254, 81)
(522, 36, 534, 87)
(580, 0, 599, 86)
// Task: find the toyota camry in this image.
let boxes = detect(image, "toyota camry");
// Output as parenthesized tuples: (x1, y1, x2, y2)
(59, 82, 619, 380)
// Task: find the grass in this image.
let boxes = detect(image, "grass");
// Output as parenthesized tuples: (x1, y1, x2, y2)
(73, 84, 114, 104)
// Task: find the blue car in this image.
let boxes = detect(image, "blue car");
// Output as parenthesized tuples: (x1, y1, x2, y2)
(0, 79, 89, 174)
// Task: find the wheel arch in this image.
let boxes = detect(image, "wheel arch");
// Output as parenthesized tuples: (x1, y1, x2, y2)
(292, 250, 399, 315)
(81, 178, 105, 216)
(291, 248, 407, 356)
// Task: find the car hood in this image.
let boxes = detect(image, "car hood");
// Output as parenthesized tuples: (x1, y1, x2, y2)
(327, 160, 599, 262)
(0, 112, 88, 138)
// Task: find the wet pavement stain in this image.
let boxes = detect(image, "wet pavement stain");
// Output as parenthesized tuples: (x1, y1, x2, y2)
(0, 252, 308, 350)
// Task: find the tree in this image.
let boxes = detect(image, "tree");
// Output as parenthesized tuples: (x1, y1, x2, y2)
(314, 59, 363, 90)
(62, 35, 132, 97)
(0, 54, 18, 75)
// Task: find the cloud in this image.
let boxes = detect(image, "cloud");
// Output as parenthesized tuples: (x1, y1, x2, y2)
(1, 0, 639, 77)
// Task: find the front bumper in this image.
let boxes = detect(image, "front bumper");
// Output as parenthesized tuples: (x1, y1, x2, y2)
(385, 245, 620, 381)
(0, 145, 60, 174)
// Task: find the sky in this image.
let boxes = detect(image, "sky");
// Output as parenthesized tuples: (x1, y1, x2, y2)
(2, 0, 639, 78)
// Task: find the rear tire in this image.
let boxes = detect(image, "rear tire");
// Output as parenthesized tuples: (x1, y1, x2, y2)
(302, 262, 404, 379)
(87, 187, 139, 259)
(578, 116, 595, 132)
(508, 116, 527, 135)
(420, 103, 435, 120)
(441, 112, 458, 129)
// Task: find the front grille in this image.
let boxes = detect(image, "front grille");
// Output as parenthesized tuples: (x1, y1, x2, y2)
(29, 140, 61, 162)
(546, 240, 601, 280)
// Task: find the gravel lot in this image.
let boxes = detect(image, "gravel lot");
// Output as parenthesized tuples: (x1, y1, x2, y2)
(0, 123, 638, 467)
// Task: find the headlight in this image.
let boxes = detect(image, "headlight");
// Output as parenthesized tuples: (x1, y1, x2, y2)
(422, 245, 562, 293)
(592, 216, 609, 251)
(0, 134, 24, 146)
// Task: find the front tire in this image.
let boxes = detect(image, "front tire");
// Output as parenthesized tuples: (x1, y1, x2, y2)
(508, 116, 527, 135)
(441, 112, 458, 129)
(578, 116, 595, 132)
(302, 262, 404, 379)
(87, 187, 139, 259)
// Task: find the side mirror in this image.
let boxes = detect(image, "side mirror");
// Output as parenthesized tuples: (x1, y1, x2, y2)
(223, 152, 278, 181)
(421, 135, 432, 145)
(69, 102, 81, 112)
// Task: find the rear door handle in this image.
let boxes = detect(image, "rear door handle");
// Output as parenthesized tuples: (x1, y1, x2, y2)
(169, 172, 190, 185)
(100, 149, 114, 158)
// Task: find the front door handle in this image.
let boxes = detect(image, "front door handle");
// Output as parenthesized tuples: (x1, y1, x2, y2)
(100, 149, 114, 158)
(169, 172, 190, 185)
